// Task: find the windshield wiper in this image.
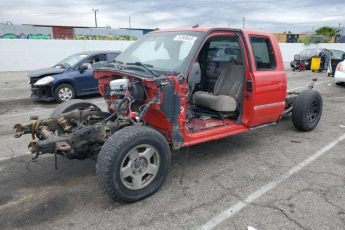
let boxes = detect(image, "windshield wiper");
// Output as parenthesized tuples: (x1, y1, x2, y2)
(126, 62, 160, 78)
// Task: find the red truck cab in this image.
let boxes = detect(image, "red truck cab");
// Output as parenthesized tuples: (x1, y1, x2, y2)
(95, 28, 287, 148)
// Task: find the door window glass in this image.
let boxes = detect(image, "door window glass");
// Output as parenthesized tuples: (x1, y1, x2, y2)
(205, 36, 243, 79)
(202, 36, 243, 91)
(82, 54, 107, 69)
(250, 36, 276, 70)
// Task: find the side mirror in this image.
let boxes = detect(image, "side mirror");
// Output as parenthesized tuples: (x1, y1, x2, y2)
(342, 54, 345, 60)
(188, 62, 201, 85)
(79, 63, 88, 73)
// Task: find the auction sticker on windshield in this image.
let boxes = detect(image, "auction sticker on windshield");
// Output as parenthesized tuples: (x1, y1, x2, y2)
(173, 35, 197, 43)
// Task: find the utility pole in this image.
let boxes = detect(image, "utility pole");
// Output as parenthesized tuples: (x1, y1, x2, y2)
(92, 9, 98, 27)
(242, 17, 246, 29)
(128, 16, 132, 39)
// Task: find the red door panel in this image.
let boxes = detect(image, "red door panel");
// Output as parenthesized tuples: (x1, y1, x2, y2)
(242, 31, 287, 126)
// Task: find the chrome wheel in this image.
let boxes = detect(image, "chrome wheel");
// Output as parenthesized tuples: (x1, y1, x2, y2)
(58, 87, 73, 101)
(120, 144, 160, 190)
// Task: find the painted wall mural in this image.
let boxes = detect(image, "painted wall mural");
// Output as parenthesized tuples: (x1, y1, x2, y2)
(0, 33, 52, 39)
(0, 24, 53, 39)
(73, 28, 143, 41)
(74, 34, 137, 40)
(0, 24, 145, 40)
(273, 33, 309, 43)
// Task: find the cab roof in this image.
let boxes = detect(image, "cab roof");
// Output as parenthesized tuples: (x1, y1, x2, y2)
(152, 27, 274, 37)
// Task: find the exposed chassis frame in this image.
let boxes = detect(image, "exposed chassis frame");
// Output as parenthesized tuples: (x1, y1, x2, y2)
(14, 78, 317, 165)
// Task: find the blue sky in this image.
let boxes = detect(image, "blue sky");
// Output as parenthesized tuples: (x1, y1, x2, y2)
(0, 0, 344, 33)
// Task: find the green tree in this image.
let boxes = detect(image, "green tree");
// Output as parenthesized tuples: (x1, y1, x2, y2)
(315, 26, 341, 39)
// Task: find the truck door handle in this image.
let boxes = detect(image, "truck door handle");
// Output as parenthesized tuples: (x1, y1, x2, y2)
(247, 79, 252, 93)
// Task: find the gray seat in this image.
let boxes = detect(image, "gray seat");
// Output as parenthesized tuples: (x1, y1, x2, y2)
(193, 64, 243, 112)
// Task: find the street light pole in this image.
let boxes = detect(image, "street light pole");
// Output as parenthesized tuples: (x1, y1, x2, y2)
(92, 9, 98, 27)
(242, 17, 246, 29)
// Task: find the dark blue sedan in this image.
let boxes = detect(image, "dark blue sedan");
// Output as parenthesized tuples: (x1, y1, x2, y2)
(28, 51, 120, 102)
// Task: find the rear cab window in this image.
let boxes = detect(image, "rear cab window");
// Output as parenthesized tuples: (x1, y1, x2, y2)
(250, 36, 276, 70)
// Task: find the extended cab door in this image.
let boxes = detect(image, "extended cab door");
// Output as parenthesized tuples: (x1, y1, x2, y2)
(243, 32, 287, 126)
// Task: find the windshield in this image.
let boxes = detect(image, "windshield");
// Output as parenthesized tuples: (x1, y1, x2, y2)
(299, 49, 318, 58)
(55, 53, 89, 68)
(115, 31, 205, 76)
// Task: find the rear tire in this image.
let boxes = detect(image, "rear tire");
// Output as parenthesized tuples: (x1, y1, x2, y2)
(96, 126, 171, 203)
(50, 99, 100, 118)
(292, 90, 322, 132)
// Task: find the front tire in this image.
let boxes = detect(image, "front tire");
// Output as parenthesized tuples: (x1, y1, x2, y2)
(292, 90, 322, 132)
(54, 83, 76, 103)
(96, 126, 171, 202)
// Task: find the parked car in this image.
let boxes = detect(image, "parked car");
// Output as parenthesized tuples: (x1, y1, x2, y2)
(328, 49, 345, 76)
(28, 51, 120, 102)
(334, 60, 345, 83)
(290, 48, 330, 70)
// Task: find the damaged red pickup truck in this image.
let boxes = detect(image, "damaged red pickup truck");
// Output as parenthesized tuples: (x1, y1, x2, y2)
(14, 27, 322, 202)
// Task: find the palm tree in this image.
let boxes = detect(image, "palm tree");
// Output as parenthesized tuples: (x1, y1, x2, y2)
(315, 26, 341, 39)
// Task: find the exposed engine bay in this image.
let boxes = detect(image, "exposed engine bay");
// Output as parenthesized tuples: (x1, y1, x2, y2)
(14, 75, 161, 163)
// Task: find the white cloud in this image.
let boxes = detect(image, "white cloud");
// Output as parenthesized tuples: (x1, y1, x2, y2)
(0, 0, 344, 33)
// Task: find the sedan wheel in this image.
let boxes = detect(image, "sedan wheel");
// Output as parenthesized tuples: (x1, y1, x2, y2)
(58, 87, 73, 101)
(54, 84, 75, 102)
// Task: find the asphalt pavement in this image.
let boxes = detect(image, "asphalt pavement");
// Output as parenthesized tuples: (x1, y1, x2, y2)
(0, 70, 345, 230)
